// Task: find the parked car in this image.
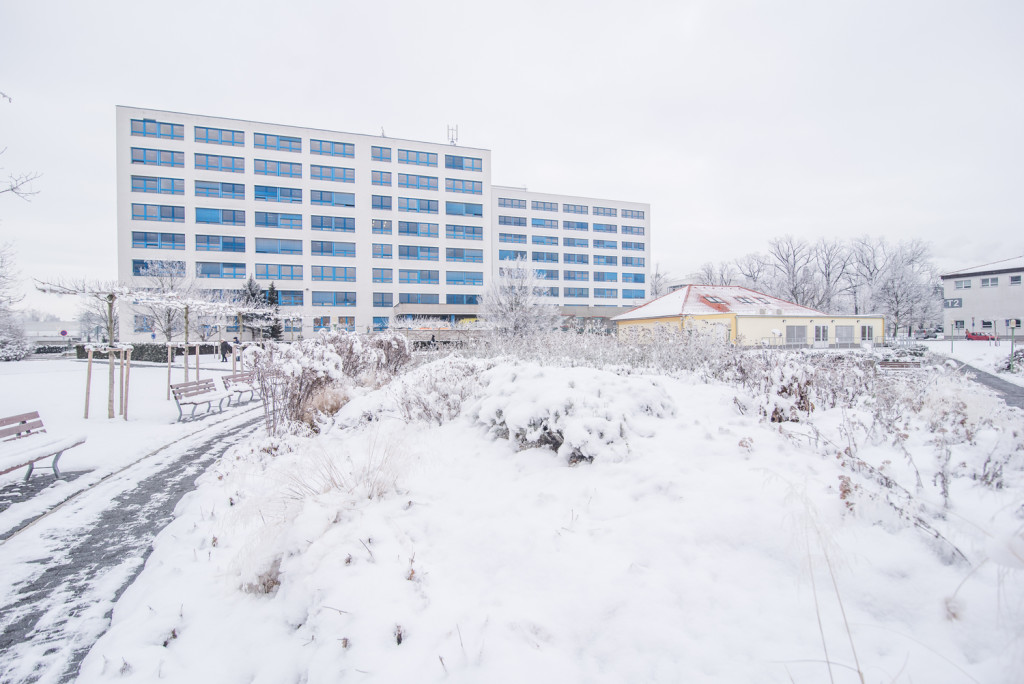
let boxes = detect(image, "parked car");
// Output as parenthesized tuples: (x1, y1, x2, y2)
(965, 331, 994, 341)
(912, 329, 938, 339)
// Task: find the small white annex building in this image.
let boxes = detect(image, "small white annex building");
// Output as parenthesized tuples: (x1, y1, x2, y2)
(612, 285, 886, 348)
(940, 256, 1023, 338)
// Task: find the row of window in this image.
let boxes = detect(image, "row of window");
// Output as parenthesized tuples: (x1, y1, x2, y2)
(131, 232, 489, 262)
(497, 250, 647, 266)
(131, 121, 482, 171)
(131, 258, 643, 287)
(497, 197, 645, 219)
(954, 276, 1022, 289)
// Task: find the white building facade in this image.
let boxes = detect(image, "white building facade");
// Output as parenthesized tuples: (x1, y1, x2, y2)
(940, 257, 1024, 337)
(116, 107, 650, 340)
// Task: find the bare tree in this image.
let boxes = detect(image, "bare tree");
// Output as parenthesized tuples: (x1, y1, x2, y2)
(38, 279, 131, 418)
(808, 238, 853, 311)
(696, 261, 737, 286)
(129, 259, 191, 343)
(0, 243, 30, 360)
(1, 92, 41, 200)
(734, 253, 769, 291)
(480, 257, 561, 338)
(648, 263, 672, 298)
(868, 240, 939, 336)
(765, 236, 815, 306)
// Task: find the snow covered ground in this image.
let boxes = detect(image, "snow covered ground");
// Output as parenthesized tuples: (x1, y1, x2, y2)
(922, 338, 1024, 387)
(24, 344, 1014, 684)
(0, 356, 258, 536)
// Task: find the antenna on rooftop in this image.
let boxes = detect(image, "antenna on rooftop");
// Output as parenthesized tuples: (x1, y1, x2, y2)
(447, 124, 458, 146)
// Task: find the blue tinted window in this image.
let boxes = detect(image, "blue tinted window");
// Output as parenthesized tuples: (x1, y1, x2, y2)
(311, 215, 354, 232)
(622, 241, 645, 251)
(622, 225, 645, 235)
(594, 240, 617, 249)
(622, 257, 645, 267)
(563, 287, 589, 298)
(446, 224, 482, 240)
(446, 294, 480, 305)
(398, 174, 438, 190)
(196, 262, 245, 278)
(499, 233, 526, 244)
(563, 221, 589, 231)
(593, 207, 617, 217)
(446, 248, 483, 262)
(398, 149, 437, 166)
(531, 201, 557, 212)
(445, 178, 482, 194)
(622, 209, 645, 219)
(311, 240, 356, 257)
(132, 204, 184, 222)
(256, 159, 302, 178)
(195, 126, 244, 146)
(373, 268, 392, 283)
(563, 270, 588, 281)
(595, 288, 617, 298)
(445, 201, 482, 217)
(311, 190, 355, 207)
(132, 259, 185, 276)
(400, 293, 440, 304)
(255, 185, 302, 203)
(563, 204, 588, 215)
(132, 148, 183, 167)
(623, 288, 645, 299)
(372, 170, 392, 186)
(446, 270, 483, 286)
(372, 219, 392, 234)
(255, 133, 301, 152)
(373, 292, 393, 307)
(196, 235, 245, 252)
(623, 273, 645, 283)
(372, 146, 391, 162)
(499, 216, 526, 226)
(196, 208, 245, 225)
(131, 119, 183, 139)
(593, 223, 618, 234)
(372, 195, 392, 210)
(532, 218, 558, 229)
(595, 255, 618, 266)
(256, 212, 302, 229)
(372, 244, 392, 259)
(594, 271, 618, 282)
(398, 221, 438, 237)
(530, 252, 557, 263)
(255, 238, 302, 254)
(398, 197, 438, 213)
(399, 269, 439, 284)
(444, 155, 482, 171)
(255, 264, 303, 280)
(312, 266, 356, 281)
(398, 245, 438, 261)
(532, 235, 557, 245)
(311, 139, 354, 157)
(195, 153, 244, 173)
(132, 231, 184, 249)
(536, 269, 559, 280)
(311, 165, 355, 182)
(132, 176, 183, 195)
(563, 237, 588, 248)
(499, 198, 526, 209)
(195, 181, 244, 199)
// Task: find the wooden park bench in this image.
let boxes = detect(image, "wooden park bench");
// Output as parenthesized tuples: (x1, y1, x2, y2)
(0, 412, 87, 481)
(222, 371, 258, 405)
(878, 360, 922, 371)
(170, 378, 231, 422)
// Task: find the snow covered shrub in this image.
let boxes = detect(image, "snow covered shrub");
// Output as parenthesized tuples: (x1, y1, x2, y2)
(0, 321, 31, 361)
(247, 337, 347, 435)
(472, 363, 675, 464)
(388, 356, 492, 425)
(317, 329, 412, 386)
(366, 330, 413, 377)
(998, 348, 1024, 376)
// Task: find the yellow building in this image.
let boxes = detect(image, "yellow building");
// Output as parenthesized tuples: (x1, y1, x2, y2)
(611, 285, 886, 348)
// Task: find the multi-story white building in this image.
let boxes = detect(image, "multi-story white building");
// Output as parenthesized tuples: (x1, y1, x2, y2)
(116, 107, 650, 340)
(940, 256, 1024, 337)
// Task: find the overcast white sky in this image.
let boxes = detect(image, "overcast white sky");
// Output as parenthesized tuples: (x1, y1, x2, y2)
(1, 0, 1021, 316)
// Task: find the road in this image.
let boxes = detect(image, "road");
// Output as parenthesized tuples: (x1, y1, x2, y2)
(0, 412, 263, 684)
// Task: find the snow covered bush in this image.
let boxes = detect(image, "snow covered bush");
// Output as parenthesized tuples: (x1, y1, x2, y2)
(247, 337, 347, 434)
(0, 313, 31, 361)
(472, 363, 676, 464)
(387, 356, 493, 425)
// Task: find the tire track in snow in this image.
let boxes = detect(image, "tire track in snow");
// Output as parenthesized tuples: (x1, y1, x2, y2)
(0, 413, 263, 684)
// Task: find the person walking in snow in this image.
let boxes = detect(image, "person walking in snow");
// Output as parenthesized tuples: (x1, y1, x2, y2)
(220, 339, 229, 362)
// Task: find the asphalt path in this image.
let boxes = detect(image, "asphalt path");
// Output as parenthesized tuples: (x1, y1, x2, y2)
(0, 413, 263, 684)
(957, 362, 1024, 410)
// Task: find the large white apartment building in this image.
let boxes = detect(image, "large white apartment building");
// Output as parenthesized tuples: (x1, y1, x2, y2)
(116, 107, 651, 340)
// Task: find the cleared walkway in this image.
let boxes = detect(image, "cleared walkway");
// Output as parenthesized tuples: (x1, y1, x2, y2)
(958, 363, 1024, 410)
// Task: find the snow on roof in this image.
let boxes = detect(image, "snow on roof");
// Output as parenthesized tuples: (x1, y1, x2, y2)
(611, 285, 824, 322)
(941, 255, 1024, 278)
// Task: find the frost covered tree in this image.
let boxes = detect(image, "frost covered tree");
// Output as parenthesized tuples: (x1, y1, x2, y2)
(129, 259, 192, 343)
(38, 279, 131, 418)
(1, 92, 41, 201)
(239, 276, 266, 339)
(648, 263, 672, 298)
(0, 243, 30, 361)
(480, 257, 561, 338)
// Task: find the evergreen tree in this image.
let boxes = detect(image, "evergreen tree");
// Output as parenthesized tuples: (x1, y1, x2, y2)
(240, 276, 263, 339)
(265, 282, 283, 340)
